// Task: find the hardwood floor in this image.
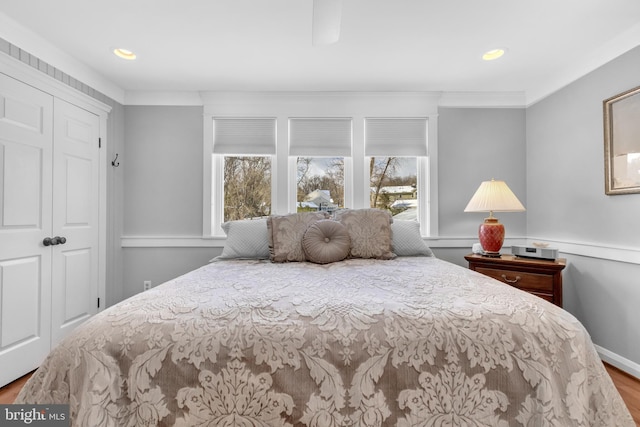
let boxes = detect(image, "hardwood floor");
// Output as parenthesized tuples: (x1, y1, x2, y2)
(1, 364, 639, 425)
(606, 363, 640, 426)
(0, 371, 32, 405)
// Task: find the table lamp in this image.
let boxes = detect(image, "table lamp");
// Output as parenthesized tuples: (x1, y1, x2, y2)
(464, 179, 525, 256)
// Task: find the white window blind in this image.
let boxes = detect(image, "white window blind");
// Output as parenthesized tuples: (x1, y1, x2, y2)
(213, 117, 276, 155)
(289, 118, 352, 156)
(365, 118, 428, 156)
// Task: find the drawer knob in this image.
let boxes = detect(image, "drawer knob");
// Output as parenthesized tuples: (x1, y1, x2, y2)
(501, 274, 521, 284)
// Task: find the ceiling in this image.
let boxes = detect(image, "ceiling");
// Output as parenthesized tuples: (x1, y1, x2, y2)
(1, 0, 640, 105)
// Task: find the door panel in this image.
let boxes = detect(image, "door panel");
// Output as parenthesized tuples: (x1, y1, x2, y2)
(0, 90, 46, 135)
(0, 257, 41, 347)
(0, 73, 53, 387)
(60, 248, 91, 325)
(51, 98, 99, 344)
(2, 143, 42, 227)
(64, 156, 92, 225)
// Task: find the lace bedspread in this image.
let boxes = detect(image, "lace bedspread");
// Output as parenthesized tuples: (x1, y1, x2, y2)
(17, 257, 634, 426)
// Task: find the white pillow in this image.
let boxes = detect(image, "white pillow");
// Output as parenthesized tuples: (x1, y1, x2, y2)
(211, 219, 270, 261)
(391, 220, 434, 257)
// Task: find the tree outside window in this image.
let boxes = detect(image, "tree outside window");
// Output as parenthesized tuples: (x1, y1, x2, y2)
(370, 157, 418, 219)
(223, 156, 271, 221)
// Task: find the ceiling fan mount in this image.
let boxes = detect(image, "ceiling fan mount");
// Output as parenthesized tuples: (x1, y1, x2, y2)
(312, 0, 343, 46)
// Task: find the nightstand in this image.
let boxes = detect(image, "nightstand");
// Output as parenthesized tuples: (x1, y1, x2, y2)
(464, 253, 566, 307)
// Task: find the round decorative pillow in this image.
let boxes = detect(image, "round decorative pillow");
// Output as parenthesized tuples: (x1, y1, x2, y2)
(302, 220, 351, 264)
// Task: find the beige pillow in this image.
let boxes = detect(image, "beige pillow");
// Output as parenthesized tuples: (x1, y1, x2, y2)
(333, 208, 395, 259)
(302, 220, 351, 264)
(267, 212, 328, 262)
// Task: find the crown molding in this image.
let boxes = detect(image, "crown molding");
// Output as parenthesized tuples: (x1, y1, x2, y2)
(124, 90, 527, 108)
(0, 53, 112, 114)
(0, 12, 125, 104)
(124, 91, 205, 106)
(438, 91, 526, 108)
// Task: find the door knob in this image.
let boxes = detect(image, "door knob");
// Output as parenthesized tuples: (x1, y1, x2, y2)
(52, 236, 66, 245)
(43, 236, 67, 246)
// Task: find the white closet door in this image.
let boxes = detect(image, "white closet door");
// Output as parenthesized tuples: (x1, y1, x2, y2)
(0, 73, 54, 387)
(50, 99, 100, 344)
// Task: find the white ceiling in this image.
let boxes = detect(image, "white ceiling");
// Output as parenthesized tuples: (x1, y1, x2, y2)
(2, 0, 640, 105)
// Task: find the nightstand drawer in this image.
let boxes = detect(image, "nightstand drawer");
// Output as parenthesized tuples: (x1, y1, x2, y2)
(475, 267, 554, 292)
(528, 291, 554, 303)
(465, 254, 566, 307)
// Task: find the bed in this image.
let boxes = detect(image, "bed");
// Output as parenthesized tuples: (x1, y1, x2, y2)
(17, 211, 634, 426)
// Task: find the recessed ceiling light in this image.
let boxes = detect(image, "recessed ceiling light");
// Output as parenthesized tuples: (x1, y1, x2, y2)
(113, 48, 136, 60)
(482, 49, 505, 61)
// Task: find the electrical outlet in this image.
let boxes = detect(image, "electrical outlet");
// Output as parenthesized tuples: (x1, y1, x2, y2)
(143, 280, 151, 291)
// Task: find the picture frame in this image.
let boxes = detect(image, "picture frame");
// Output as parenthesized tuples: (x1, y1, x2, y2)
(603, 86, 640, 195)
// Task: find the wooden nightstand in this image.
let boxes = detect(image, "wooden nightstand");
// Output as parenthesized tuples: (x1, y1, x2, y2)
(465, 253, 566, 307)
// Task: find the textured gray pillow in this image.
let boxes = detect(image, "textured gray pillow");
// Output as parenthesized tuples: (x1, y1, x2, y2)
(267, 212, 329, 262)
(391, 220, 434, 257)
(333, 208, 395, 259)
(302, 220, 351, 264)
(212, 219, 270, 261)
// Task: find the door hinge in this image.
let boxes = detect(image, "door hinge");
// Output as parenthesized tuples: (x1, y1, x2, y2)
(97, 298, 101, 308)
(98, 137, 102, 148)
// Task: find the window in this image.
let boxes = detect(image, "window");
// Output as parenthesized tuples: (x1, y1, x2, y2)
(297, 157, 344, 212)
(223, 156, 271, 221)
(370, 157, 418, 219)
(289, 118, 352, 213)
(210, 117, 276, 234)
(365, 118, 427, 222)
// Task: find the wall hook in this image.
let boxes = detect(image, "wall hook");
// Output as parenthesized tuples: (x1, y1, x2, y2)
(111, 153, 120, 167)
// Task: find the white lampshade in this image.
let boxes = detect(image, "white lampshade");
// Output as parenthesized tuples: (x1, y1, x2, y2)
(464, 179, 525, 214)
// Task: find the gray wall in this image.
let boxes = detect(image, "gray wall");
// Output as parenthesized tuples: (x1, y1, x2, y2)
(527, 48, 640, 246)
(122, 106, 215, 298)
(105, 99, 125, 306)
(124, 106, 204, 235)
(526, 46, 640, 369)
(122, 247, 216, 299)
(438, 108, 527, 239)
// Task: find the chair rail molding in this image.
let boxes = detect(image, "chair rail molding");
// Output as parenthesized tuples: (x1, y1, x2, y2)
(120, 235, 640, 265)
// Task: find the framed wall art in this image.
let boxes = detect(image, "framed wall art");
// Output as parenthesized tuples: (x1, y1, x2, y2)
(603, 86, 640, 195)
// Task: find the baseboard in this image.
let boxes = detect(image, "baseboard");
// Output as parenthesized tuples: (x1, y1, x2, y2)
(596, 344, 640, 380)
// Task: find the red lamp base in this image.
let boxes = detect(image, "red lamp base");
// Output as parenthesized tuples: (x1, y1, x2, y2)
(478, 217, 505, 256)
